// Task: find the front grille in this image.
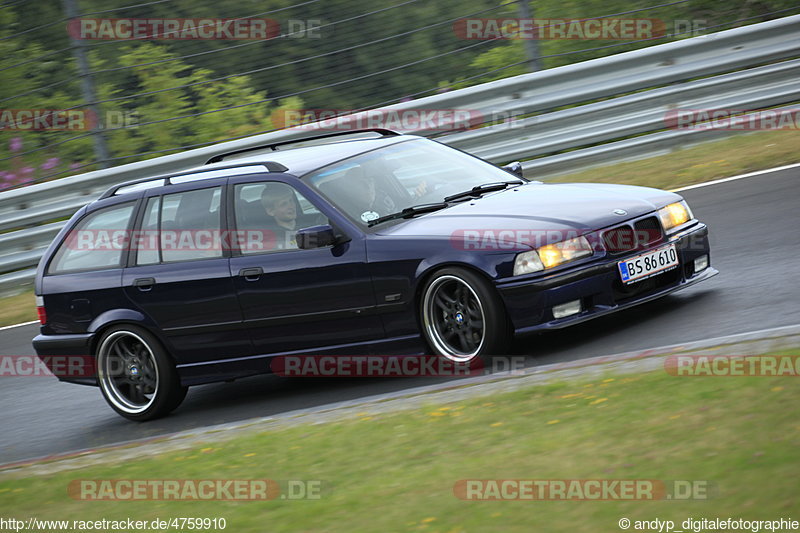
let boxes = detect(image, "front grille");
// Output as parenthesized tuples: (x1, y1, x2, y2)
(634, 216, 663, 246)
(603, 226, 636, 255)
(603, 216, 664, 256)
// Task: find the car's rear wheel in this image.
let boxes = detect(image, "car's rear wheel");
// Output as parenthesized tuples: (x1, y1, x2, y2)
(96, 325, 187, 422)
(421, 267, 511, 363)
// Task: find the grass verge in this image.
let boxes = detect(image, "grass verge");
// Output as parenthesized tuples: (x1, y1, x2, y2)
(0, 289, 36, 327)
(2, 357, 799, 532)
(545, 130, 800, 189)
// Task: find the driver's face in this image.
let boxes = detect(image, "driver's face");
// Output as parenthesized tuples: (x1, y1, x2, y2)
(266, 195, 296, 223)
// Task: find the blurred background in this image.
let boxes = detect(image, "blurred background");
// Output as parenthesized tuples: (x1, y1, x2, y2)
(1, 0, 799, 191)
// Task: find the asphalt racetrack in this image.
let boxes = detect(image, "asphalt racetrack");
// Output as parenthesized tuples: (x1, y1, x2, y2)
(1, 166, 797, 465)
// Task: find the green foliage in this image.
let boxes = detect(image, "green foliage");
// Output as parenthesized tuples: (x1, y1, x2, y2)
(1, 0, 798, 189)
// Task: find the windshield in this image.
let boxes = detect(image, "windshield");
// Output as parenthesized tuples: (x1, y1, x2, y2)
(305, 138, 524, 226)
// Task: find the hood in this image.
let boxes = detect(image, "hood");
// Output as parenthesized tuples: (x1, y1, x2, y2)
(377, 182, 681, 239)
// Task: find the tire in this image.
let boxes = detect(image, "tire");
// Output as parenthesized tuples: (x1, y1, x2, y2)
(420, 267, 511, 363)
(96, 325, 187, 422)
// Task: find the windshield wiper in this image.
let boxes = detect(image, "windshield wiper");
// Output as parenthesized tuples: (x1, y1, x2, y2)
(367, 202, 449, 227)
(443, 180, 523, 203)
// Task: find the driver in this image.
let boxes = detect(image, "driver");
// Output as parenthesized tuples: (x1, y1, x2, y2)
(261, 183, 299, 250)
(345, 164, 429, 222)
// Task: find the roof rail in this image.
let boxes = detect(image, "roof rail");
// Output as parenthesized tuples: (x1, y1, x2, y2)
(205, 128, 400, 164)
(99, 162, 288, 199)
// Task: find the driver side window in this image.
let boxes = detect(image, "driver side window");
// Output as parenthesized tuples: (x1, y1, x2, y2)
(234, 182, 325, 255)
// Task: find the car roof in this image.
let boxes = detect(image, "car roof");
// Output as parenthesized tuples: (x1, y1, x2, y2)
(207, 134, 415, 177)
(100, 134, 418, 199)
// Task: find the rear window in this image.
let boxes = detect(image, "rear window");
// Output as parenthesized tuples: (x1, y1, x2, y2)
(48, 202, 135, 275)
(134, 186, 223, 264)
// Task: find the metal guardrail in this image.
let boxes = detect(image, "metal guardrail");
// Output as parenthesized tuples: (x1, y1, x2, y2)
(1, 15, 799, 293)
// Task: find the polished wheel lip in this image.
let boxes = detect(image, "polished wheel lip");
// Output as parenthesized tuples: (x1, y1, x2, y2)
(97, 330, 159, 415)
(422, 274, 486, 362)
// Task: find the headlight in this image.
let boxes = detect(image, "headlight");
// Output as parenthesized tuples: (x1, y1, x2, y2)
(537, 236, 593, 269)
(513, 250, 544, 276)
(513, 236, 593, 275)
(658, 200, 692, 231)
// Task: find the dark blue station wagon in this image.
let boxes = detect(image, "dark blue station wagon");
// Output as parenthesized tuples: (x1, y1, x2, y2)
(33, 130, 717, 420)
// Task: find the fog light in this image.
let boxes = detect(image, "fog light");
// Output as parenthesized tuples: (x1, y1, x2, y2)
(694, 254, 708, 273)
(553, 299, 582, 319)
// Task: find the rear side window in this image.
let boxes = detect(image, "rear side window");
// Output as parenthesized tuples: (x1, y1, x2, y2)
(134, 186, 223, 264)
(48, 202, 135, 274)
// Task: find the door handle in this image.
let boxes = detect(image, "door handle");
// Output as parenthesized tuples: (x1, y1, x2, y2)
(239, 267, 263, 281)
(133, 277, 155, 290)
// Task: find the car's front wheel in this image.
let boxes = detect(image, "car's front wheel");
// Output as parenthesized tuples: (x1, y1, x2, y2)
(96, 325, 187, 422)
(420, 267, 511, 363)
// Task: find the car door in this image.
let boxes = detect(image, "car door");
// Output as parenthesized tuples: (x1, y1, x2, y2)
(228, 177, 384, 355)
(122, 179, 251, 365)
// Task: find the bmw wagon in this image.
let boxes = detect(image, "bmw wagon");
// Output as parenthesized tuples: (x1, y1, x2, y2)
(32, 129, 717, 420)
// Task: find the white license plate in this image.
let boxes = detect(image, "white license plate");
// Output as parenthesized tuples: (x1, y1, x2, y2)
(618, 244, 679, 284)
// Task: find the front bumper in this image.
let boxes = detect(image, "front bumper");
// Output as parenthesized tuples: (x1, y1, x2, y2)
(497, 222, 718, 334)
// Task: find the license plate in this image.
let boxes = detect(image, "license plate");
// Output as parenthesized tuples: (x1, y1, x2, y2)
(618, 244, 679, 284)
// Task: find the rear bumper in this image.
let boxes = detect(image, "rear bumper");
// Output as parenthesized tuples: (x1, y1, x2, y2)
(32, 332, 97, 386)
(497, 223, 717, 334)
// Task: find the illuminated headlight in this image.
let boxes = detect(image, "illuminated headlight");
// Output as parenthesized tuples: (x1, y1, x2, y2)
(658, 200, 692, 232)
(513, 236, 593, 276)
(537, 236, 593, 269)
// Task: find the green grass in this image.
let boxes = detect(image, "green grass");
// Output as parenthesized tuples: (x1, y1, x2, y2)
(2, 362, 799, 532)
(0, 289, 36, 326)
(546, 130, 800, 189)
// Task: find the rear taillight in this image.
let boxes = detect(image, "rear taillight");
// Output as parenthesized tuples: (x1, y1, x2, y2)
(35, 295, 46, 325)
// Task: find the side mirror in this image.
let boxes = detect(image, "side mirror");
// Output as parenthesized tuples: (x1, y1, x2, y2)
(501, 161, 524, 178)
(296, 224, 338, 249)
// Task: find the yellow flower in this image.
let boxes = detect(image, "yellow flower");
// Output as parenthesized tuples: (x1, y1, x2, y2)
(244, 453, 257, 457)
(669, 415, 681, 420)
(490, 422, 503, 427)
(589, 398, 608, 405)
(602, 378, 615, 383)
(429, 411, 447, 417)
(360, 417, 373, 421)
(422, 517, 436, 523)
(547, 419, 560, 425)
